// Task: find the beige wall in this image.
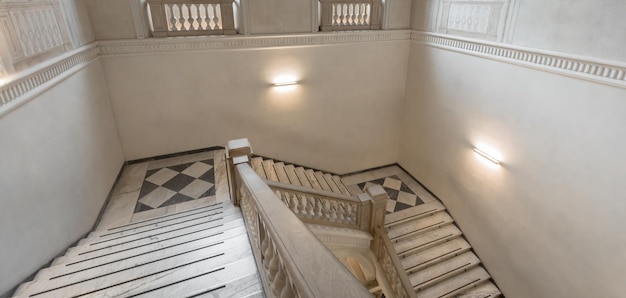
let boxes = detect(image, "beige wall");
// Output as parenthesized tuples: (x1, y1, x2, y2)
(101, 41, 409, 173)
(246, 0, 315, 34)
(399, 43, 626, 297)
(85, 0, 137, 39)
(0, 61, 124, 295)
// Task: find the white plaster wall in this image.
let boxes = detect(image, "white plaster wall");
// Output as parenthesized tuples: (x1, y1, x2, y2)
(246, 0, 315, 33)
(84, 0, 137, 39)
(411, 0, 626, 61)
(399, 43, 626, 297)
(0, 61, 124, 295)
(61, 0, 96, 47)
(101, 41, 409, 173)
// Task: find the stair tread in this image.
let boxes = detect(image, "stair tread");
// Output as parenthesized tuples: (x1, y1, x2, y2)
(284, 164, 302, 186)
(273, 162, 291, 184)
(333, 175, 352, 196)
(262, 159, 278, 182)
(23, 254, 258, 298)
(458, 280, 502, 297)
(65, 214, 244, 260)
(250, 157, 266, 179)
(386, 200, 446, 227)
(295, 167, 312, 188)
(394, 224, 461, 257)
(39, 225, 249, 281)
(389, 211, 453, 240)
(305, 169, 323, 190)
(409, 252, 481, 290)
(402, 238, 472, 273)
(417, 267, 491, 298)
(314, 171, 332, 192)
(27, 235, 253, 294)
(323, 173, 342, 194)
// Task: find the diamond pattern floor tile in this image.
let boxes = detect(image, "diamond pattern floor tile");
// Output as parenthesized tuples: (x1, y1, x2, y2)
(358, 175, 424, 213)
(134, 158, 215, 213)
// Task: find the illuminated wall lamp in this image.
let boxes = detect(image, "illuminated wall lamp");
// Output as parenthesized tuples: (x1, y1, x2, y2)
(272, 81, 298, 87)
(473, 148, 501, 165)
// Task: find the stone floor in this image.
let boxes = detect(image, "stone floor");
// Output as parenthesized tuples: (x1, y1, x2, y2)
(96, 148, 229, 230)
(341, 165, 438, 214)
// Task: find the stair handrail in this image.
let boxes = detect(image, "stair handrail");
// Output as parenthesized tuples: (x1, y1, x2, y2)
(372, 226, 417, 298)
(228, 152, 371, 296)
(265, 179, 383, 232)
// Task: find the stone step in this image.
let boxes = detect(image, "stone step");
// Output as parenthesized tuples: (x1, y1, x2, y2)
(284, 164, 302, 186)
(323, 173, 342, 194)
(128, 272, 262, 298)
(385, 200, 446, 228)
(394, 224, 462, 258)
(250, 157, 267, 179)
(457, 280, 502, 297)
(295, 167, 312, 188)
(409, 252, 481, 291)
(273, 162, 291, 184)
(19, 245, 255, 298)
(60, 214, 244, 263)
(262, 159, 278, 182)
(389, 211, 453, 242)
(417, 267, 491, 298)
(35, 225, 248, 281)
(314, 171, 333, 192)
(305, 169, 323, 190)
(332, 175, 352, 196)
(402, 237, 472, 274)
(24, 234, 252, 295)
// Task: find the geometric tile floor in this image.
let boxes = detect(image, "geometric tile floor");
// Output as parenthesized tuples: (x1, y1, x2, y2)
(135, 158, 215, 213)
(357, 175, 424, 213)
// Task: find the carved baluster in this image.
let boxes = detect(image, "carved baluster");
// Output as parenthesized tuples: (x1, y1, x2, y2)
(280, 279, 295, 298)
(273, 263, 287, 297)
(213, 4, 222, 30)
(288, 193, 299, 216)
(364, 4, 370, 25)
(167, 4, 177, 30)
(299, 194, 308, 217)
(268, 244, 280, 283)
(191, 4, 200, 30)
(306, 196, 315, 218)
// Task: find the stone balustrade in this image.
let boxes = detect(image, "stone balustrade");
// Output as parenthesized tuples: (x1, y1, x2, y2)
(147, 0, 236, 37)
(320, 0, 381, 31)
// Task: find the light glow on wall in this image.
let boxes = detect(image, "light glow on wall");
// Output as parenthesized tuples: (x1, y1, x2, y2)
(474, 144, 502, 167)
(272, 74, 299, 92)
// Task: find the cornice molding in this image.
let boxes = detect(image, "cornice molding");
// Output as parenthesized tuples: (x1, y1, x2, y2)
(0, 44, 99, 116)
(97, 30, 413, 55)
(412, 31, 626, 89)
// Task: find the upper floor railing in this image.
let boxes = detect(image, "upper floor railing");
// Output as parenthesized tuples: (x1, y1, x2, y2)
(320, 0, 382, 31)
(147, 0, 236, 37)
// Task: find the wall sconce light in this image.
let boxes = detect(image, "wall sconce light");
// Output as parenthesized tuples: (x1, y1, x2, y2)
(473, 147, 501, 165)
(272, 81, 298, 87)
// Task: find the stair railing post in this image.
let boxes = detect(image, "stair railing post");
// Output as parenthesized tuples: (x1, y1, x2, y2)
(147, 0, 168, 37)
(364, 184, 387, 257)
(227, 138, 253, 206)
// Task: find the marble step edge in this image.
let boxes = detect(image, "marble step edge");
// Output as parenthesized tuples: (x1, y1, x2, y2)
(457, 280, 502, 298)
(64, 212, 243, 257)
(395, 225, 463, 258)
(84, 205, 238, 241)
(54, 215, 245, 266)
(416, 266, 491, 298)
(385, 200, 446, 228)
(22, 253, 258, 298)
(252, 157, 349, 193)
(402, 238, 472, 274)
(34, 227, 250, 282)
(389, 212, 455, 242)
(409, 252, 482, 291)
(21, 238, 253, 296)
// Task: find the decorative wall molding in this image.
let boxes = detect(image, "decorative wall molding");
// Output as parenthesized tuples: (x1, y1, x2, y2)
(434, 0, 518, 43)
(0, 44, 99, 115)
(97, 30, 412, 55)
(412, 31, 626, 89)
(308, 224, 372, 248)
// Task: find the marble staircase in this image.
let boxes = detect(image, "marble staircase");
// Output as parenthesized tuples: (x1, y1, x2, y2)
(250, 156, 353, 196)
(385, 201, 502, 298)
(12, 201, 262, 298)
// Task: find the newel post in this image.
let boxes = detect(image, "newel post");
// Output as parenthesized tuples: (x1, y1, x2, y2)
(226, 138, 253, 206)
(365, 185, 388, 256)
(220, 0, 237, 35)
(147, 0, 168, 37)
(319, 0, 333, 31)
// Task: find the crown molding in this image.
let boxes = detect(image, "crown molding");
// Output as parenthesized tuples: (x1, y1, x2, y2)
(412, 31, 626, 89)
(0, 44, 99, 116)
(97, 30, 413, 55)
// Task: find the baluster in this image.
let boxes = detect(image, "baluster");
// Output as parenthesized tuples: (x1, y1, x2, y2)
(183, 4, 192, 30)
(268, 244, 280, 283)
(364, 3, 370, 25)
(198, 4, 207, 29)
(306, 196, 315, 218)
(331, 4, 338, 25)
(190, 4, 200, 30)
(289, 193, 299, 216)
(349, 4, 356, 25)
(273, 263, 287, 297)
(299, 194, 308, 217)
(204, 4, 214, 29)
(170, 4, 179, 31)
(280, 279, 295, 298)
(213, 4, 222, 29)
(316, 198, 324, 220)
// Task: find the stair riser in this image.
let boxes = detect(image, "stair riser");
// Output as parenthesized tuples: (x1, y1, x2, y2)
(391, 221, 454, 243)
(413, 262, 481, 291)
(406, 246, 472, 274)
